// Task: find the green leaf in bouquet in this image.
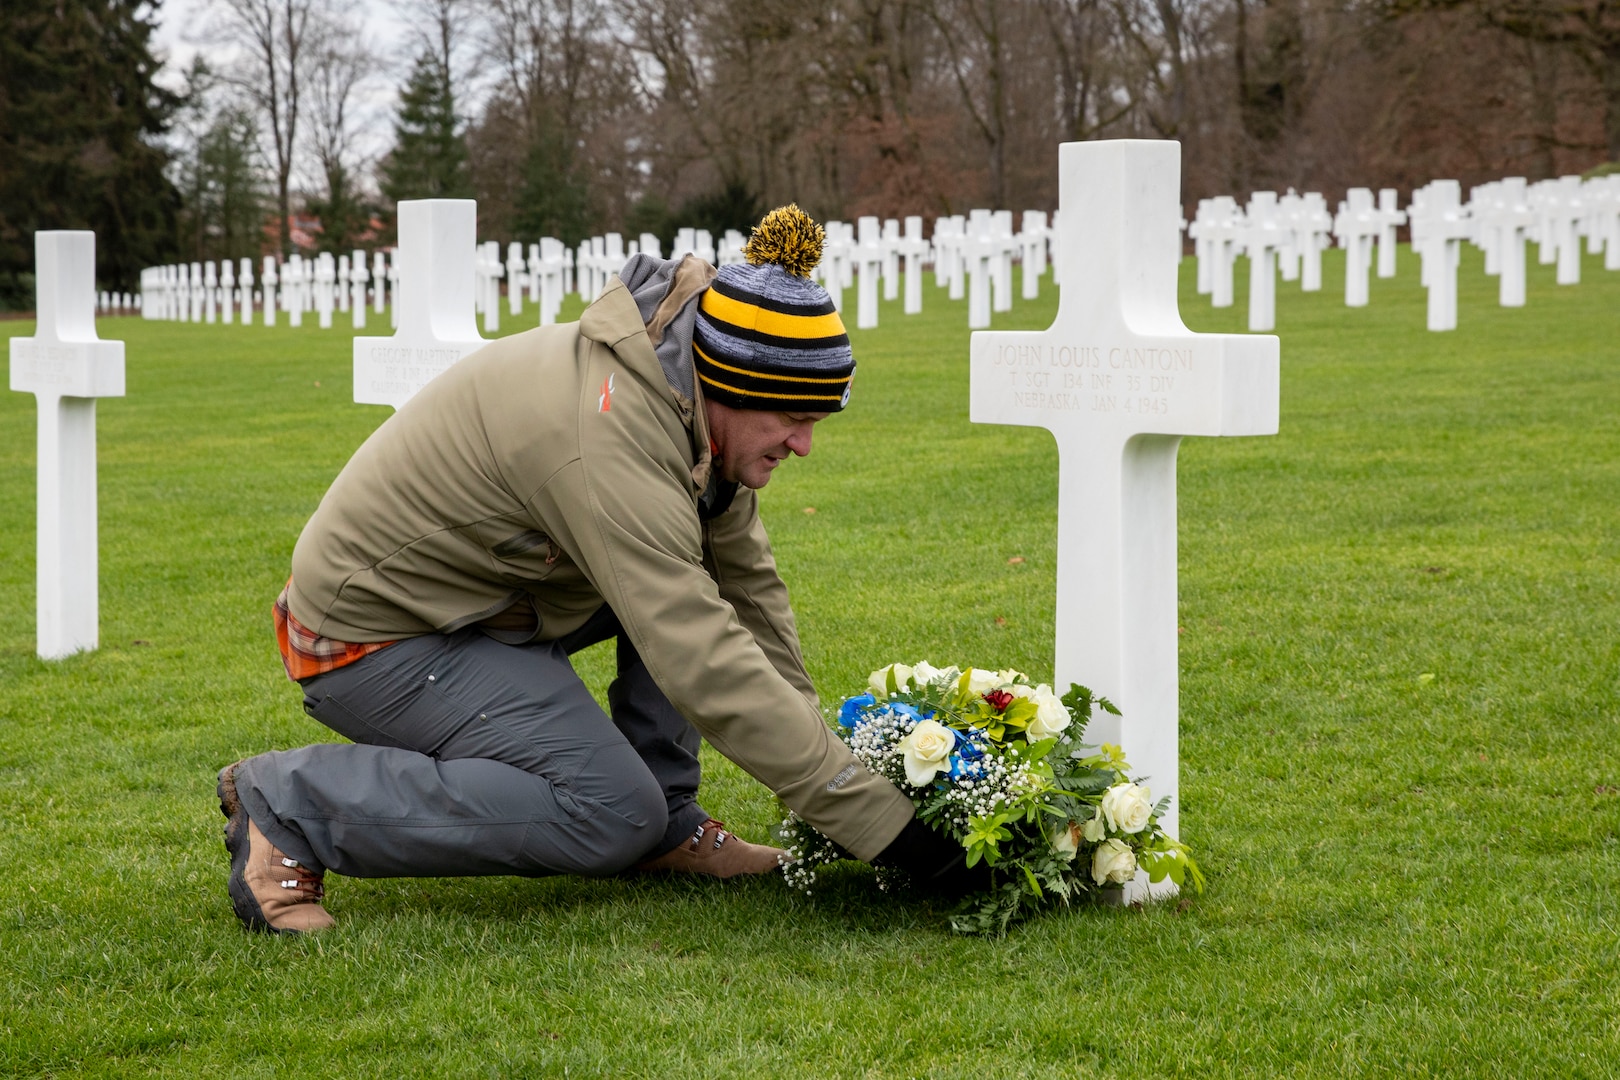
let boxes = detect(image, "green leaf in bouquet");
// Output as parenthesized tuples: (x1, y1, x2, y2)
(1024, 736, 1059, 762)
(886, 665, 900, 697)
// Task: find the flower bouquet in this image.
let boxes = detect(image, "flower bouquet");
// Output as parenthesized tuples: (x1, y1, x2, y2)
(778, 661, 1203, 934)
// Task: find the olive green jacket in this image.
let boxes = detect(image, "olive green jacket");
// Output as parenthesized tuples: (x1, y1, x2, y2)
(287, 277, 913, 861)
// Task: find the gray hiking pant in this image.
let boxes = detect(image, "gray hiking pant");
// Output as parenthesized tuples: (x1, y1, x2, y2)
(235, 607, 710, 878)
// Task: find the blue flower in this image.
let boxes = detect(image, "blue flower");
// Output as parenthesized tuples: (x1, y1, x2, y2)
(838, 694, 876, 728)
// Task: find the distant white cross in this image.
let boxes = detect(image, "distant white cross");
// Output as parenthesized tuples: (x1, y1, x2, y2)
(896, 216, 929, 315)
(353, 200, 486, 411)
(1376, 189, 1405, 279)
(856, 217, 883, 330)
(349, 250, 369, 329)
(1410, 180, 1470, 332)
(1243, 191, 1283, 332)
(9, 232, 126, 659)
(970, 140, 1280, 894)
(1333, 189, 1380, 308)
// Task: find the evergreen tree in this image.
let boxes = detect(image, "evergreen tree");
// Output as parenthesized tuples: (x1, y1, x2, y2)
(0, 0, 179, 307)
(378, 51, 472, 214)
(513, 116, 591, 247)
(175, 96, 267, 264)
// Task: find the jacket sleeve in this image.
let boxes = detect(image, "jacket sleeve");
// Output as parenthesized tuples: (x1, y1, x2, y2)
(703, 488, 819, 713)
(526, 351, 913, 862)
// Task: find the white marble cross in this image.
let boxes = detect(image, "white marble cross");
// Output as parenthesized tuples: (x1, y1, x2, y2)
(478, 240, 503, 333)
(1019, 211, 1049, 301)
(1410, 180, 1470, 331)
(349, 249, 368, 329)
(204, 262, 219, 323)
(1197, 197, 1243, 308)
(897, 216, 929, 315)
(537, 238, 566, 326)
(963, 209, 995, 329)
(314, 252, 337, 329)
(238, 258, 254, 324)
(9, 232, 126, 659)
(1547, 176, 1585, 285)
(881, 219, 902, 301)
(284, 255, 305, 327)
(856, 216, 884, 330)
(1483, 178, 1534, 307)
(986, 212, 1011, 312)
(372, 251, 388, 314)
(261, 257, 279, 327)
(506, 241, 527, 316)
(219, 260, 235, 325)
(353, 200, 486, 411)
(1376, 189, 1405, 279)
(1333, 188, 1379, 308)
(1296, 193, 1332, 292)
(1243, 192, 1284, 331)
(969, 141, 1280, 892)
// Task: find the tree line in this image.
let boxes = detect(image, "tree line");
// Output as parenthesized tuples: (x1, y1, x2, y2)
(1, 0, 1615, 306)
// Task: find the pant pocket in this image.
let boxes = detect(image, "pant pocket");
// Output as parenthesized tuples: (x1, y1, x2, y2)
(314, 685, 478, 760)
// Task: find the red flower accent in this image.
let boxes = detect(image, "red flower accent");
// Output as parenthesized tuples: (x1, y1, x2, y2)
(983, 689, 1014, 713)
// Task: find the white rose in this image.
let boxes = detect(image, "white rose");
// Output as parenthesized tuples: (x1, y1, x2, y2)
(1053, 822, 1081, 862)
(1006, 683, 1035, 700)
(911, 661, 945, 686)
(1100, 782, 1152, 834)
(1082, 815, 1107, 842)
(1026, 686, 1072, 739)
(1091, 838, 1137, 885)
(995, 668, 1025, 685)
(966, 668, 1000, 696)
(868, 663, 913, 697)
(897, 718, 957, 787)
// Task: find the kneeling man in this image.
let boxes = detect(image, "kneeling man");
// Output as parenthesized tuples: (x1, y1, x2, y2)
(218, 207, 963, 933)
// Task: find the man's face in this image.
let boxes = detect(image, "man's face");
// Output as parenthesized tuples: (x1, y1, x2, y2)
(704, 400, 831, 489)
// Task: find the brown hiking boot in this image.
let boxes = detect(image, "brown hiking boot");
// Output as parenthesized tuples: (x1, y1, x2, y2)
(634, 818, 785, 879)
(219, 762, 334, 934)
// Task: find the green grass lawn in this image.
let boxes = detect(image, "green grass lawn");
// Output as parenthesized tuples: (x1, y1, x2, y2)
(2, 248, 1617, 1078)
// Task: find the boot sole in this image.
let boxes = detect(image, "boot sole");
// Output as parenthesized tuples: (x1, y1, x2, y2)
(224, 808, 286, 934)
(217, 762, 244, 844)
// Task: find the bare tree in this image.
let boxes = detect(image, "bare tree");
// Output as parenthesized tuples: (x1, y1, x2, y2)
(206, 0, 317, 255)
(303, 8, 376, 248)
(926, 0, 1015, 206)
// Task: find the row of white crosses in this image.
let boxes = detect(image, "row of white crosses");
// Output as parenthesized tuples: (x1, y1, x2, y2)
(140, 252, 384, 331)
(818, 208, 1051, 331)
(1196, 171, 1620, 333)
(97, 292, 139, 315)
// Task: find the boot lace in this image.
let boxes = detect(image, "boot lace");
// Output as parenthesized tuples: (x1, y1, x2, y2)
(277, 856, 326, 901)
(688, 819, 732, 851)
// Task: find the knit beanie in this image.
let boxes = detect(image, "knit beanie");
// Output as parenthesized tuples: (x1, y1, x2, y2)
(693, 205, 854, 412)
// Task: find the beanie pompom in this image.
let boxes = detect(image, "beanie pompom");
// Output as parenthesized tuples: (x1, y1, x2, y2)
(744, 205, 824, 278)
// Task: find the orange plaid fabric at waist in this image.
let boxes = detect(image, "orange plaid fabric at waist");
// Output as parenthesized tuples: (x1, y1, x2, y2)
(274, 579, 395, 682)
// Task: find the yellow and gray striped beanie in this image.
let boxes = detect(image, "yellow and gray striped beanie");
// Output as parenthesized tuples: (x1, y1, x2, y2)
(694, 205, 854, 412)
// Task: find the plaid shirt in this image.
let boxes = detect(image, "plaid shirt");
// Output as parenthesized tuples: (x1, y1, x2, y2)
(274, 579, 394, 682)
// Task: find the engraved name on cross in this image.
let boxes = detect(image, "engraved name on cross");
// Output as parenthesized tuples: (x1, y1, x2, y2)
(8, 231, 126, 659)
(353, 199, 486, 411)
(970, 140, 1280, 894)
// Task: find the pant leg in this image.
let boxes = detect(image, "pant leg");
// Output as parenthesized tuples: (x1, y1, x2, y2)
(559, 607, 709, 854)
(236, 631, 668, 878)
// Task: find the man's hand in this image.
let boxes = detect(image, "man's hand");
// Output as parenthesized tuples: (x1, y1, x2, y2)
(873, 817, 993, 898)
